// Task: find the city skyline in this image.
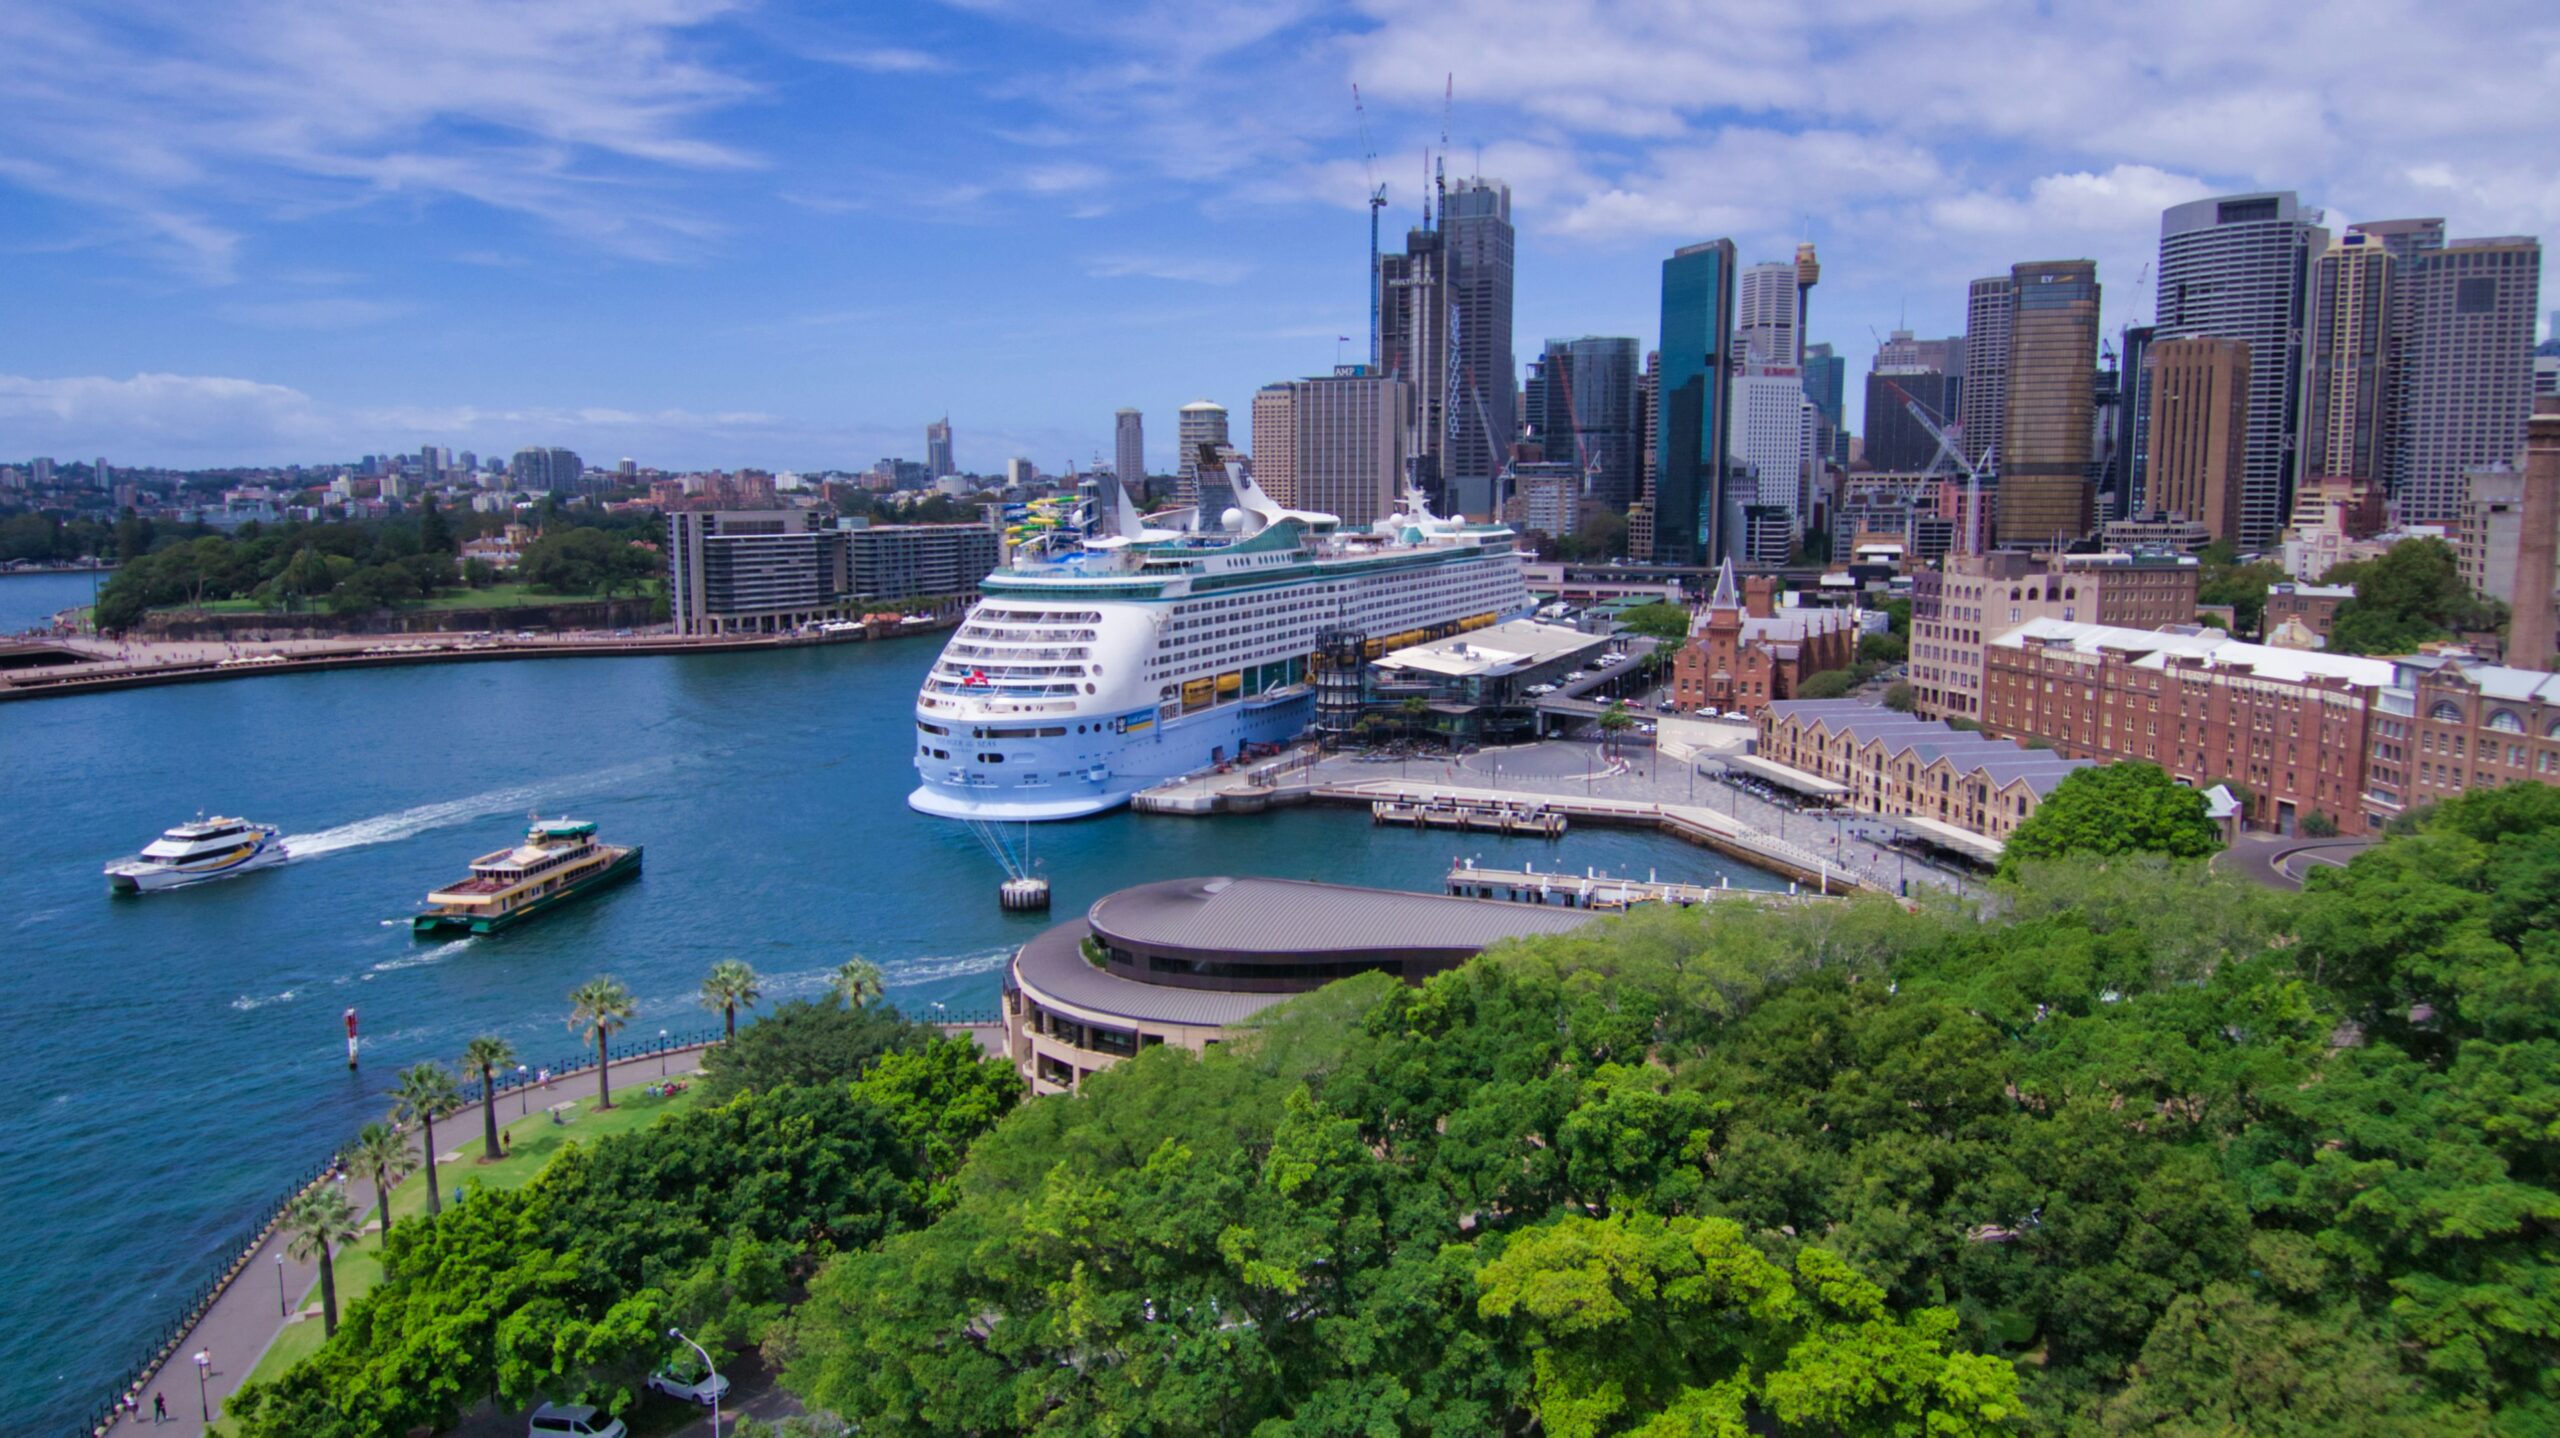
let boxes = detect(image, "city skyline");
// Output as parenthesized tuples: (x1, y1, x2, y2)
(1, 0, 2556, 472)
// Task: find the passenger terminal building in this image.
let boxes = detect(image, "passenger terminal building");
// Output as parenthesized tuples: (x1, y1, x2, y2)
(1003, 876, 1595, 1093)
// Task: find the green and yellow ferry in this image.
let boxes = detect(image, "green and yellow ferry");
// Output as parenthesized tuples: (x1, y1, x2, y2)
(412, 817, 641, 935)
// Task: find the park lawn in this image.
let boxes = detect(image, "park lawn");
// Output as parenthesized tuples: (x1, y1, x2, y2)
(241, 1080, 709, 1388)
(166, 582, 583, 617)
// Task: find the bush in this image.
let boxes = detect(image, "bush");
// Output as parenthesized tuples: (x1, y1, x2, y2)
(699, 999, 934, 1100)
(2301, 810, 2339, 838)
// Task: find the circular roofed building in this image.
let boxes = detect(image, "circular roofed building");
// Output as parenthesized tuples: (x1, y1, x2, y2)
(1005, 875, 1596, 1093)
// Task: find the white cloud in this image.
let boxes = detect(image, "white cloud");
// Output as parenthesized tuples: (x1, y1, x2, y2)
(818, 46, 952, 74)
(1087, 256, 1252, 285)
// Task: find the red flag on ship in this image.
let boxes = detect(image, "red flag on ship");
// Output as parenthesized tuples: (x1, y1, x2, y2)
(965, 669, 988, 686)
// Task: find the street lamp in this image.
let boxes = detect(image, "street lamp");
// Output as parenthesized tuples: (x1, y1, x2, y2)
(275, 1253, 286, 1318)
(668, 1326, 720, 1436)
(659, 1029, 670, 1075)
(516, 1064, 529, 1116)
(193, 1350, 211, 1422)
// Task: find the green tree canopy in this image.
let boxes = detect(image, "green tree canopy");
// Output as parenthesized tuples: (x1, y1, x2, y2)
(1614, 601, 1693, 644)
(1999, 762, 2221, 875)
(2324, 538, 2504, 656)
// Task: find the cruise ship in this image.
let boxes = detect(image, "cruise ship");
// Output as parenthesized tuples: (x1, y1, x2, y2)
(910, 462, 1530, 821)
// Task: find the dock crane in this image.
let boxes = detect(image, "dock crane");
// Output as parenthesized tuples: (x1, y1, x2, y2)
(1353, 84, 1386, 367)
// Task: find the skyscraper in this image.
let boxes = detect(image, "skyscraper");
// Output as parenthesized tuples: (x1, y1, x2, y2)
(1175, 401, 1230, 504)
(1997, 260, 2101, 546)
(1378, 226, 1450, 512)
(926, 417, 955, 479)
(1862, 369, 1958, 472)
(1442, 177, 1516, 519)
(1732, 369, 1809, 563)
(1735, 261, 1800, 366)
(1292, 368, 1411, 528)
(1249, 385, 1299, 507)
(1114, 408, 1145, 491)
(1526, 336, 1642, 508)
(2304, 230, 2396, 487)
(1630, 352, 1660, 561)
(2155, 193, 2323, 547)
(1802, 342, 1848, 470)
(2117, 324, 2155, 517)
(1655, 239, 1737, 566)
(1959, 276, 2015, 470)
(2394, 235, 2544, 524)
(2144, 335, 2251, 543)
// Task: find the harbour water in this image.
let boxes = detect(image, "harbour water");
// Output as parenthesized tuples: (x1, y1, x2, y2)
(1, 568, 103, 633)
(2, 632, 1777, 1429)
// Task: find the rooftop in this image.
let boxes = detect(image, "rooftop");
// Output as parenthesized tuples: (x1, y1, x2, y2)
(1090, 875, 1594, 956)
(1989, 618, 2399, 688)
(1376, 619, 1605, 679)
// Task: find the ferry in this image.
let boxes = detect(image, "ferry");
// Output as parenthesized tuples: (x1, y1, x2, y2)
(106, 816, 289, 893)
(910, 458, 1530, 821)
(412, 817, 641, 935)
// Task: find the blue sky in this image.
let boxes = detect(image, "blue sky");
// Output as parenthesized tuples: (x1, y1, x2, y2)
(1, 0, 2554, 473)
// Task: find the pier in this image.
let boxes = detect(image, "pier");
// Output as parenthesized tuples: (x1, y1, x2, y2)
(1446, 860, 1810, 908)
(1372, 797, 1567, 837)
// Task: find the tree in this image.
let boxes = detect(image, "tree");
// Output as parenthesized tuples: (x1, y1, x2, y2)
(462, 1036, 516, 1162)
(1883, 680, 1915, 712)
(2196, 550, 2287, 634)
(1859, 629, 1907, 663)
(282, 1184, 365, 1336)
(1598, 701, 1634, 755)
(569, 977, 637, 1109)
(829, 956, 886, 1011)
(390, 1062, 464, 1216)
(1794, 666, 1862, 700)
(343, 1121, 412, 1243)
(700, 959, 763, 1041)
(2325, 538, 2503, 656)
(1614, 601, 1692, 645)
(417, 492, 453, 554)
(1999, 762, 2221, 875)
(699, 999, 926, 1101)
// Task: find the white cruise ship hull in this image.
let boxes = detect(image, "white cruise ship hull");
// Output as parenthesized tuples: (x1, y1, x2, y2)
(911, 686, 1316, 820)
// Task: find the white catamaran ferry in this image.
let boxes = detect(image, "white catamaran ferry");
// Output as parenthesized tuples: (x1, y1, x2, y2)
(911, 462, 1530, 821)
(106, 815, 289, 893)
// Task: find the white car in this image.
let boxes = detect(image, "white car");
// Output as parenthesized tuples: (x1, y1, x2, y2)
(530, 1404, 628, 1438)
(646, 1363, 732, 1406)
(1525, 683, 1558, 696)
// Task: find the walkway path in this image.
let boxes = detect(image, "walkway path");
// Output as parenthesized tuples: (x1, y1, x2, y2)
(2213, 832, 2375, 890)
(100, 1045, 714, 1438)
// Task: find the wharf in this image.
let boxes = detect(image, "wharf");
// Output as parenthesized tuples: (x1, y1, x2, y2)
(1446, 861, 1809, 908)
(1373, 798, 1566, 837)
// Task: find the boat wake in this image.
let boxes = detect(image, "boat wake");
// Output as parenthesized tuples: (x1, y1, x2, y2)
(884, 948, 1012, 987)
(370, 938, 472, 973)
(284, 761, 664, 861)
(230, 988, 299, 1011)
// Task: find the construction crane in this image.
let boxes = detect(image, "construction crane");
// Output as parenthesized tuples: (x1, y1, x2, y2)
(1352, 84, 1387, 367)
(1434, 73, 1451, 227)
(1884, 378, 1995, 558)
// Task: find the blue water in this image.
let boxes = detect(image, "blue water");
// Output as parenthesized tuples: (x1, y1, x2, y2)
(1, 569, 104, 634)
(0, 636, 1775, 1429)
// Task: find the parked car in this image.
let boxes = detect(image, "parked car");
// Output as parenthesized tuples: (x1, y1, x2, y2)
(645, 1359, 732, 1406)
(530, 1404, 628, 1438)
(1526, 683, 1558, 696)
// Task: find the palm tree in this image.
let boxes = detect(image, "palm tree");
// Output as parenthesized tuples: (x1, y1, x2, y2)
(343, 1121, 412, 1242)
(698, 959, 762, 1041)
(568, 976, 637, 1110)
(828, 956, 885, 1011)
(1398, 694, 1432, 740)
(461, 1035, 516, 1161)
(389, 1062, 463, 1217)
(1599, 701, 1634, 757)
(282, 1184, 364, 1336)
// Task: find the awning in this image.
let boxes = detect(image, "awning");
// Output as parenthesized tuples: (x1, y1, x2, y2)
(1719, 753, 1849, 797)
(1879, 813, 2005, 864)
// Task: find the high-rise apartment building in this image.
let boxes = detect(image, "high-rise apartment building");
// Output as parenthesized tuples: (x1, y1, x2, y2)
(1249, 384, 1299, 507)
(926, 417, 955, 479)
(1291, 367, 1411, 528)
(1735, 261, 1800, 366)
(511, 446, 585, 493)
(2143, 335, 2251, 542)
(667, 508, 847, 636)
(1997, 260, 2101, 545)
(1442, 177, 1516, 519)
(1959, 277, 2015, 469)
(2394, 236, 2543, 524)
(2155, 193, 2323, 547)
(1114, 408, 1145, 491)
(1655, 239, 1738, 566)
(1378, 226, 1450, 512)
(1175, 401, 1230, 505)
(2304, 230, 2396, 486)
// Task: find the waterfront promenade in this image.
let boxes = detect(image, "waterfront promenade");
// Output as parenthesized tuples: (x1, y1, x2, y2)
(97, 1045, 716, 1438)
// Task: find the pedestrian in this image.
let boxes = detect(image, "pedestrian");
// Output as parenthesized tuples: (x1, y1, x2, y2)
(154, 1392, 167, 1423)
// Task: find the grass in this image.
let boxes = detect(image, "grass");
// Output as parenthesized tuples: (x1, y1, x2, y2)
(163, 581, 651, 617)
(242, 1078, 709, 1387)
